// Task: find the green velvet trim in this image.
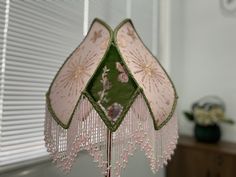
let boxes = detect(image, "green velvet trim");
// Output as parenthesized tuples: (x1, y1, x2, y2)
(46, 18, 178, 131)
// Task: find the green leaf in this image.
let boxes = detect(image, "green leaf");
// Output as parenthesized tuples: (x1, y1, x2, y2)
(183, 111, 194, 121)
(221, 118, 234, 124)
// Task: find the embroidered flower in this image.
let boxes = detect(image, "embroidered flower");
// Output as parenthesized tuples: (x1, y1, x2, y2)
(116, 62, 129, 83)
(118, 73, 129, 83)
(107, 103, 123, 123)
(98, 66, 112, 104)
(90, 29, 102, 43)
(127, 27, 136, 41)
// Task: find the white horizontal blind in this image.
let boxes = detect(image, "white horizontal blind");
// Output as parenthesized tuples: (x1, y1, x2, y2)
(0, 0, 7, 165)
(0, 0, 83, 167)
(0, 0, 5, 56)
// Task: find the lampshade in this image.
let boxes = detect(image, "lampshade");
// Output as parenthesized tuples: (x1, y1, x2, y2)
(44, 18, 178, 177)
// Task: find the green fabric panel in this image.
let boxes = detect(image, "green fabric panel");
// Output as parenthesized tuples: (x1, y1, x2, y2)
(86, 43, 137, 123)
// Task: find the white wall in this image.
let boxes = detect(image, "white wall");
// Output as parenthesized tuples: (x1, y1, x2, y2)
(170, 0, 236, 142)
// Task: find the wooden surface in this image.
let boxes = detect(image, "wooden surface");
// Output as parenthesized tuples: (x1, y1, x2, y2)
(166, 135, 236, 177)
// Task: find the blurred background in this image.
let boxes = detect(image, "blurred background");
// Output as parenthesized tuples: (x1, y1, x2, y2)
(0, 0, 236, 177)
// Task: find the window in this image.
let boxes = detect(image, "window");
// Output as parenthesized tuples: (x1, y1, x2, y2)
(0, 0, 159, 169)
(0, 0, 84, 167)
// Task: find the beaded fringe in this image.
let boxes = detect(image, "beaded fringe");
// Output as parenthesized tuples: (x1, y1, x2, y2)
(44, 94, 178, 177)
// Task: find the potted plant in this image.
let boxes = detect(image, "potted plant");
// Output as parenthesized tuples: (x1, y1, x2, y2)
(183, 96, 234, 143)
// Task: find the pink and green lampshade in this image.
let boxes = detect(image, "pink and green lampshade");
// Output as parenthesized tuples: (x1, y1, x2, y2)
(44, 18, 178, 177)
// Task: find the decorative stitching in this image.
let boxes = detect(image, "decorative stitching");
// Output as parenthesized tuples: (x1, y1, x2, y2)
(46, 18, 178, 131)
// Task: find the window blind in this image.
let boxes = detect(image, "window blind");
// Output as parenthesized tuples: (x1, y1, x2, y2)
(0, 0, 84, 167)
(0, 0, 6, 123)
(0, 0, 5, 57)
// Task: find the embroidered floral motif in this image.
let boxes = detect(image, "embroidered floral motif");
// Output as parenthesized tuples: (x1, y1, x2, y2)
(98, 66, 111, 105)
(131, 50, 165, 93)
(95, 63, 131, 124)
(116, 62, 129, 83)
(90, 29, 102, 43)
(54, 49, 97, 98)
(107, 103, 123, 123)
(127, 27, 136, 41)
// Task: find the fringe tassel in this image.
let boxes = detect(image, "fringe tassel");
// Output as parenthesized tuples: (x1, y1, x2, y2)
(111, 94, 178, 176)
(44, 94, 178, 176)
(45, 96, 108, 174)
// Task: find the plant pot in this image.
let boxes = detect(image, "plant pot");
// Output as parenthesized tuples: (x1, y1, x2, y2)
(194, 124, 221, 143)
